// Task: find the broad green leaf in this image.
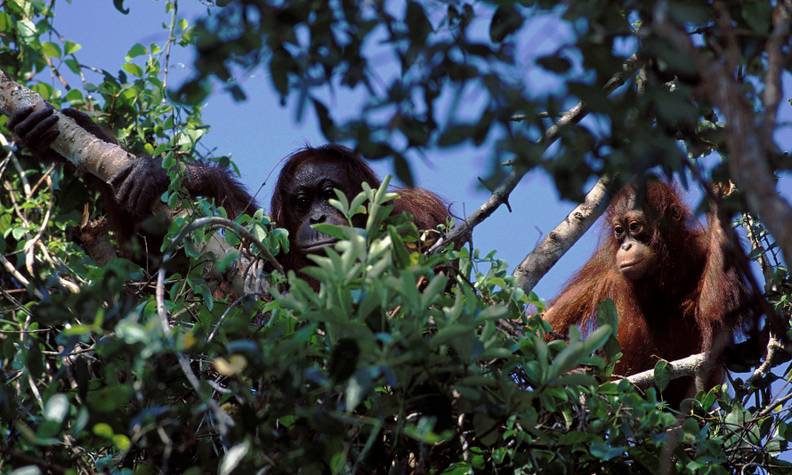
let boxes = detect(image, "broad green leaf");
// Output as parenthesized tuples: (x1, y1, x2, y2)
(64, 40, 81, 55)
(742, 1, 772, 34)
(122, 62, 144, 77)
(41, 41, 61, 59)
(654, 360, 671, 392)
(126, 43, 146, 58)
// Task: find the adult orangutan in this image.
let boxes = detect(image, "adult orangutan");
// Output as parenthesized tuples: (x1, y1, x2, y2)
(543, 180, 753, 402)
(270, 144, 449, 272)
(8, 106, 448, 269)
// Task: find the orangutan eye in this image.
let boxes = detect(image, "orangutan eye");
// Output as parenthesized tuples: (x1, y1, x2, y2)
(295, 194, 310, 209)
(629, 222, 642, 234)
(613, 225, 624, 238)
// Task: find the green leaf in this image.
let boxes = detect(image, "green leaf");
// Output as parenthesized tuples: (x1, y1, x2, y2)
(581, 324, 612, 354)
(489, 5, 524, 42)
(406, 1, 432, 43)
(551, 373, 597, 387)
(668, 1, 713, 25)
(65, 88, 84, 104)
(270, 49, 291, 98)
(472, 413, 499, 446)
(431, 324, 475, 346)
(654, 360, 671, 392)
(172, 79, 211, 105)
(437, 123, 476, 147)
(87, 385, 133, 412)
(126, 43, 146, 58)
(41, 42, 62, 59)
(742, 1, 772, 34)
(64, 40, 81, 55)
(113, 434, 131, 450)
(64, 58, 81, 74)
(93, 422, 114, 438)
(311, 223, 348, 240)
(549, 340, 585, 379)
(589, 440, 624, 461)
(558, 431, 594, 445)
(113, 0, 130, 14)
(17, 18, 36, 39)
(0, 13, 11, 33)
(537, 55, 571, 73)
(122, 63, 144, 77)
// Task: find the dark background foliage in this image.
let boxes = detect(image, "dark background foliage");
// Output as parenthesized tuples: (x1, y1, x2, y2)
(0, 0, 790, 473)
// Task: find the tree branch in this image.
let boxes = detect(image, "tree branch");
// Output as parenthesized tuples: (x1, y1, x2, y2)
(748, 333, 791, 385)
(762, 0, 791, 151)
(436, 56, 639, 249)
(512, 175, 614, 293)
(155, 265, 234, 438)
(626, 353, 707, 389)
(0, 69, 135, 181)
(0, 69, 272, 296)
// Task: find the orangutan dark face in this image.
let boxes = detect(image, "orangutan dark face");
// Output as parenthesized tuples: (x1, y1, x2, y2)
(286, 157, 355, 253)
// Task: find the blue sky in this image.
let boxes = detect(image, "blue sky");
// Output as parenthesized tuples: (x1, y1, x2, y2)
(51, 1, 791, 302)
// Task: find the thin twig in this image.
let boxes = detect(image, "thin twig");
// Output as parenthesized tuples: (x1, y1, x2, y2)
(44, 54, 71, 91)
(433, 56, 640, 250)
(166, 216, 283, 274)
(155, 267, 233, 437)
(161, 0, 179, 90)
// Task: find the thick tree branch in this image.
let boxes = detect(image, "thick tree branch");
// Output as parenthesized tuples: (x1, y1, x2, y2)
(0, 70, 135, 182)
(652, 3, 792, 267)
(513, 175, 614, 293)
(762, 1, 792, 151)
(626, 334, 792, 391)
(436, 56, 639, 249)
(626, 353, 706, 389)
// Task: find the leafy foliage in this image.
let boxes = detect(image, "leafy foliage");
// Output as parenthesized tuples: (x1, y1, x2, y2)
(181, 0, 787, 199)
(0, 0, 790, 473)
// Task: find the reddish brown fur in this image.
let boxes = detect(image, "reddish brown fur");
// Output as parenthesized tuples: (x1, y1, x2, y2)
(271, 145, 449, 271)
(544, 181, 751, 402)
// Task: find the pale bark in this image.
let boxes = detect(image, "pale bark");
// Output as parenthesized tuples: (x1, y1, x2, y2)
(625, 353, 707, 389)
(0, 70, 134, 181)
(513, 175, 613, 293)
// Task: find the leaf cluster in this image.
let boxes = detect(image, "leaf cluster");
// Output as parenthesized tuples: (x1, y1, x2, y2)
(1, 1, 791, 473)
